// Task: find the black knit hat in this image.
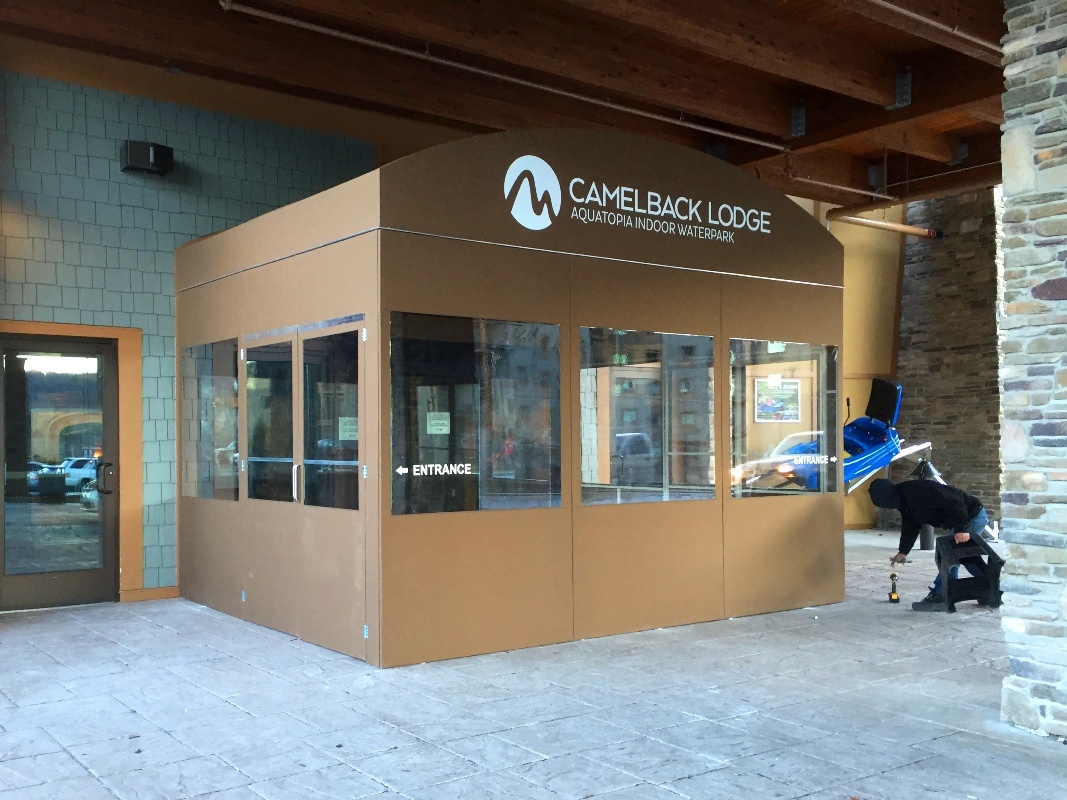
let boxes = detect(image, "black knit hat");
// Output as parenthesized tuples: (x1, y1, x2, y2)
(868, 478, 901, 510)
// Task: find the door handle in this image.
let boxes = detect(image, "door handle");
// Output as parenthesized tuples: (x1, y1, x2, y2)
(292, 462, 301, 503)
(97, 462, 114, 495)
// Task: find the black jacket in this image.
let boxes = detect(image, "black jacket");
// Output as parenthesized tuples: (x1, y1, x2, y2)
(893, 481, 983, 555)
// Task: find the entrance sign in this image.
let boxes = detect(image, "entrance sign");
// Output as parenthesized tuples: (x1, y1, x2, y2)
(395, 463, 473, 476)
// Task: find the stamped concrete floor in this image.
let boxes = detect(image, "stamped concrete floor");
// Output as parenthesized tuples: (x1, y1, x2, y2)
(0, 531, 1064, 800)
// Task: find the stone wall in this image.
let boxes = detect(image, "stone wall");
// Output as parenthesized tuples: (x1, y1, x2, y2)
(892, 191, 1001, 522)
(0, 70, 374, 589)
(998, 0, 1067, 739)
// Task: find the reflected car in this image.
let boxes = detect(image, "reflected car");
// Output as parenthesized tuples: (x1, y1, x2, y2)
(613, 432, 662, 486)
(24, 461, 46, 490)
(80, 479, 100, 511)
(47, 457, 100, 491)
(731, 431, 827, 491)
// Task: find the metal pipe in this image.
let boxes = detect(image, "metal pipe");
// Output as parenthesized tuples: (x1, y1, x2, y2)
(884, 160, 1002, 190)
(791, 175, 893, 200)
(859, 0, 1002, 57)
(219, 1, 788, 152)
(827, 213, 943, 239)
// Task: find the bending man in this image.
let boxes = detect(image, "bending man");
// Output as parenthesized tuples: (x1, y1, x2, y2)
(868, 478, 988, 609)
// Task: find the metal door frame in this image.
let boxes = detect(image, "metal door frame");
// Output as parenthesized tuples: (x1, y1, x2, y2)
(0, 334, 120, 609)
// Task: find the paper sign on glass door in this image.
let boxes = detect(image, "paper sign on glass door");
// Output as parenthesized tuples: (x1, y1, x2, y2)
(426, 412, 451, 435)
(338, 416, 359, 440)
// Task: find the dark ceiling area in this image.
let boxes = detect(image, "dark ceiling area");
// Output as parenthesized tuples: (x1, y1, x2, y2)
(2, 0, 1006, 210)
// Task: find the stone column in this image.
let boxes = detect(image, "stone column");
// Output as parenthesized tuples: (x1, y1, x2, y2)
(999, 0, 1067, 738)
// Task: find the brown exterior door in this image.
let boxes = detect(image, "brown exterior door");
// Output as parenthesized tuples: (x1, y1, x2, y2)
(239, 319, 368, 657)
(0, 335, 119, 609)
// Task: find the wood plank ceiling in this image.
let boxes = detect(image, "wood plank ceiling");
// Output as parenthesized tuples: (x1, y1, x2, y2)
(1, 0, 1006, 208)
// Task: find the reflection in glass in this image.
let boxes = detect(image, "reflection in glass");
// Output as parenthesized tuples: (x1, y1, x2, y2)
(246, 342, 294, 502)
(579, 329, 715, 505)
(304, 331, 359, 510)
(181, 341, 239, 500)
(391, 313, 561, 515)
(729, 339, 839, 497)
(3, 351, 104, 574)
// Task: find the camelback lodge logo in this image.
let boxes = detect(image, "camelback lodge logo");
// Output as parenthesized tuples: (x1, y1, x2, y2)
(504, 155, 562, 230)
(502, 153, 773, 244)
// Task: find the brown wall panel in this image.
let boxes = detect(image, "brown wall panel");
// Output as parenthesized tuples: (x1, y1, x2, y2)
(722, 494, 845, 616)
(573, 502, 723, 638)
(719, 275, 845, 618)
(720, 276, 844, 346)
(178, 498, 243, 612)
(175, 171, 380, 291)
(176, 234, 378, 660)
(380, 510, 573, 666)
(234, 235, 379, 334)
(295, 508, 367, 659)
(571, 260, 724, 638)
(380, 232, 569, 324)
(570, 261, 722, 334)
(378, 232, 574, 666)
(176, 277, 247, 349)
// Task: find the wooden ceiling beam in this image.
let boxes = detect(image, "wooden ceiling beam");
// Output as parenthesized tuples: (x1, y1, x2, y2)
(559, 0, 898, 105)
(263, 0, 794, 137)
(828, 163, 1002, 217)
(0, 0, 710, 148)
(826, 0, 1005, 66)
(960, 97, 1005, 126)
(742, 151, 875, 207)
(739, 73, 1004, 167)
(860, 124, 960, 164)
(883, 129, 1001, 187)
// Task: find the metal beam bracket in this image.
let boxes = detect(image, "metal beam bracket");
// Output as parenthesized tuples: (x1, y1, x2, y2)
(868, 163, 886, 192)
(886, 69, 912, 110)
(790, 102, 806, 138)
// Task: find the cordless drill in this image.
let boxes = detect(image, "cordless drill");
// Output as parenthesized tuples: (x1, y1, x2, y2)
(889, 572, 900, 603)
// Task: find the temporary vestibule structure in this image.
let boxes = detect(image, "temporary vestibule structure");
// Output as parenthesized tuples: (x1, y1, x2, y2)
(176, 130, 844, 668)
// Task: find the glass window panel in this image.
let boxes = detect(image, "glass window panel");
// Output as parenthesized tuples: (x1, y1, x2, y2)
(303, 331, 359, 510)
(729, 339, 839, 498)
(181, 340, 238, 501)
(246, 341, 294, 502)
(390, 312, 561, 515)
(4, 351, 104, 574)
(579, 328, 715, 505)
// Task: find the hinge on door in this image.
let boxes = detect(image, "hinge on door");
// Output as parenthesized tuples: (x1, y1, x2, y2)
(239, 348, 246, 361)
(362, 328, 368, 342)
(362, 464, 369, 479)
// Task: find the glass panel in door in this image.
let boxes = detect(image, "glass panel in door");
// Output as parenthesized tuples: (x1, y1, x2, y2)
(1, 339, 118, 609)
(303, 331, 360, 510)
(246, 342, 295, 502)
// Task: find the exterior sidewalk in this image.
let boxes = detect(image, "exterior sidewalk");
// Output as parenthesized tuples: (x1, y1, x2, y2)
(0, 531, 1063, 799)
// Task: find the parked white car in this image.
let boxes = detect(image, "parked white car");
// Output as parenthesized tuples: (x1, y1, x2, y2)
(40, 457, 99, 491)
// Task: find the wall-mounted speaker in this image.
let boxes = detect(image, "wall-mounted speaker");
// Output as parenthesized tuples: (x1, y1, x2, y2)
(120, 141, 174, 176)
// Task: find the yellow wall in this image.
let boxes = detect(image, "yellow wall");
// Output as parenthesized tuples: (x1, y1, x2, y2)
(790, 198, 905, 527)
(833, 206, 905, 527)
